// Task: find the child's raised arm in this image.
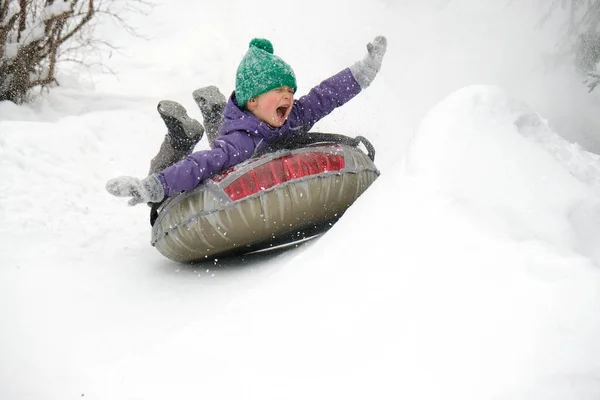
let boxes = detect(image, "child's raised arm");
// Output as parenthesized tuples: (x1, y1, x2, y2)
(350, 36, 387, 89)
(290, 36, 387, 131)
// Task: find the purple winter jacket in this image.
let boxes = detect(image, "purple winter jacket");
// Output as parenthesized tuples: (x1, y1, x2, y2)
(156, 68, 362, 197)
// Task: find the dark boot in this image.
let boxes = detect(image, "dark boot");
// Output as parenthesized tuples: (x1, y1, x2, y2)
(149, 101, 204, 175)
(158, 100, 204, 151)
(148, 140, 192, 175)
(192, 86, 226, 148)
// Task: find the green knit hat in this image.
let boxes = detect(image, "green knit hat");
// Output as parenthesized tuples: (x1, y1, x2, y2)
(235, 38, 297, 108)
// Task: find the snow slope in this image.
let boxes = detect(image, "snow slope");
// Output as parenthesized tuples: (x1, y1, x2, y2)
(2, 1, 600, 399)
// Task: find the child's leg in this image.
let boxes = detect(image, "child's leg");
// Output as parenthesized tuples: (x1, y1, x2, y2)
(192, 86, 226, 148)
(148, 101, 204, 175)
(148, 140, 191, 175)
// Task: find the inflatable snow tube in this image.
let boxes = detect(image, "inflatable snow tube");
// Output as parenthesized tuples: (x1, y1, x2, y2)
(150, 134, 379, 263)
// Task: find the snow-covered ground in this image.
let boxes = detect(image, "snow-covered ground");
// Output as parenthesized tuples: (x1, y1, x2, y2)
(2, 1, 600, 399)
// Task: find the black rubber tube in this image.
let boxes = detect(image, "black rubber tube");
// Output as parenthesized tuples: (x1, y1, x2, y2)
(255, 132, 376, 161)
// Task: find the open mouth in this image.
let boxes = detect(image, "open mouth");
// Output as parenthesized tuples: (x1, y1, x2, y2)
(276, 105, 289, 119)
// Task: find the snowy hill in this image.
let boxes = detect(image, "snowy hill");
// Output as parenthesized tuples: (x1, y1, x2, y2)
(2, 1, 600, 399)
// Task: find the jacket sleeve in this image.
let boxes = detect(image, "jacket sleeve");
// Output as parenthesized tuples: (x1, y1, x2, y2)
(289, 68, 362, 131)
(157, 130, 258, 197)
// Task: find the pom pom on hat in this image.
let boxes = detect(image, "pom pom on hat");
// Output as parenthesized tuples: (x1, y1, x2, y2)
(235, 38, 297, 107)
(248, 38, 273, 54)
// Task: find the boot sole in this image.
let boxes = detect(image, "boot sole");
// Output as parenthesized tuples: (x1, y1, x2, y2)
(192, 86, 226, 109)
(157, 100, 204, 140)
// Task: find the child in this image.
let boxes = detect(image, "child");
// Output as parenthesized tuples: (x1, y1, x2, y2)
(106, 36, 387, 206)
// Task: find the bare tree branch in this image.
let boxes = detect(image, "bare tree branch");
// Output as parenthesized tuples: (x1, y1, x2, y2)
(18, 0, 27, 41)
(58, 0, 94, 44)
(0, 0, 155, 103)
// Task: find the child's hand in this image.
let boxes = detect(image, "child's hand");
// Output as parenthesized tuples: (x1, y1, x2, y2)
(106, 175, 165, 206)
(350, 35, 388, 89)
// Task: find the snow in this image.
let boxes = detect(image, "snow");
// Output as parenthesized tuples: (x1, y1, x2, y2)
(2, 1, 20, 26)
(2, 0, 600, 399)
(42, 1, 72, 22)
(3, 43, 18, 60)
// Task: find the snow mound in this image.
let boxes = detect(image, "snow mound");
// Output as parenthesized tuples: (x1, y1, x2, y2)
(406, 85, 600, 264)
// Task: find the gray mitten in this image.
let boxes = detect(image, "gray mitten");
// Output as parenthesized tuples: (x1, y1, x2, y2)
(106, 174, 165, 206)
(350, 36, 387, 89)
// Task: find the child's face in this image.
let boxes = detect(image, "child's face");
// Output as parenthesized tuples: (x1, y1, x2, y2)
(246, 86, 294, 127)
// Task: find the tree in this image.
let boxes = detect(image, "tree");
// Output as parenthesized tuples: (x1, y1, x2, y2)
(0, 0, 151, 104)
(541, 0, 600, 92)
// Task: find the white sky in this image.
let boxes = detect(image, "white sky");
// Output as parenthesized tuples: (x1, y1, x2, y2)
(2, 1, 600, 399)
